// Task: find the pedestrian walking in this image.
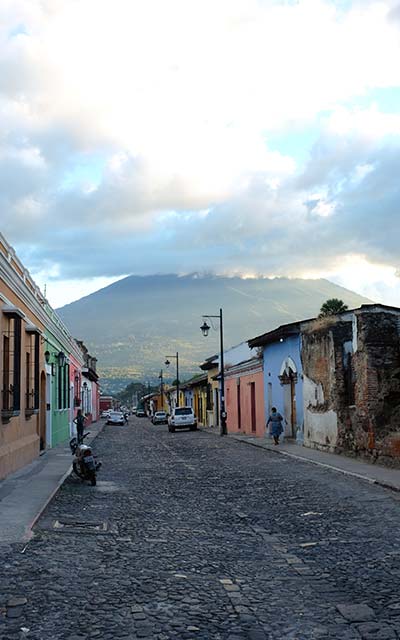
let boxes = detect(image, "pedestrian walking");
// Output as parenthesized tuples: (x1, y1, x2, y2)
(267, 407, 284, 445)
(73, 409, 86, 443)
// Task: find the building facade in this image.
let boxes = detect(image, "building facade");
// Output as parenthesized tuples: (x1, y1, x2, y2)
(301, 304, 400, 465)
(249, 323, 305, 441)
(225, 356, 265, 437)
(0, 233, 99, 480)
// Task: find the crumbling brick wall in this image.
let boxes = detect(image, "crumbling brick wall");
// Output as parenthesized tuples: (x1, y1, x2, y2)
(352, 311, 400, 465)
(302, 310, 400, 466)
(302, 318, 353, 451)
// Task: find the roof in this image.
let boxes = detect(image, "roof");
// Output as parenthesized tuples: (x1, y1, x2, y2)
(225, 356, 263, 377)
(181, 373, 208, 388)
(248, 303, 400, 348)
(357, 303, 400, 314)
(248, 320, 306, 348)
(199, 353, 218, 370)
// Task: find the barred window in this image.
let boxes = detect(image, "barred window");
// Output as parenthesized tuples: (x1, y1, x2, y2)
(25, 327, 40, 412)
(2, 313, 22, 416)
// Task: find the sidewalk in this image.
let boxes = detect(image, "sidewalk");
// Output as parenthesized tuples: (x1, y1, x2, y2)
(200, 426, 400, 493)
(0, 421, 105, 544)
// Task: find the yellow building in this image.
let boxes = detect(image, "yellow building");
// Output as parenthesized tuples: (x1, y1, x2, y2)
(182, 373, 208, 426)
(200, 355, 219, 428)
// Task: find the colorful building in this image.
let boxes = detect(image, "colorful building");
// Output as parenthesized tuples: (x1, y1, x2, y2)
(248, 322, 305, 442)
(0, 235, 46, 478)
(199, 355, 218, 427)
(225, 355, 265, 437)
(0, 233, 100, 480)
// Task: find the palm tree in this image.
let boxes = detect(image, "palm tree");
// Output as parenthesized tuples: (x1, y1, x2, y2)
(319, 298, 349, 317)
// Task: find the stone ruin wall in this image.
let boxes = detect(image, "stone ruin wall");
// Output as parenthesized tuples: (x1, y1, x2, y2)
(352, 311, 400, 466)
(301, 319, 353, 453)
(302, 311, 400, 466)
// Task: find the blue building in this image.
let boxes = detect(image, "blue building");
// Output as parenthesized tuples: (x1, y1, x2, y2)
(248, 322, 305, 442)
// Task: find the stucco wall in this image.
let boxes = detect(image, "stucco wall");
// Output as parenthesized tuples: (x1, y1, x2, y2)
(0, 299, 42, 480)
(226, 369, 264, 437)
(263, 335, 303, 438)
(303, 374, 338, 451)
(218, 342, 254, 369)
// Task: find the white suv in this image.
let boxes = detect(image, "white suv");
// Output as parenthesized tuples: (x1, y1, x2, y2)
(168, 407, 197, 432)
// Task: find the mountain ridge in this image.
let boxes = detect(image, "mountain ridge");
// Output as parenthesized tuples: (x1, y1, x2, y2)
(57, 274, 372, 389)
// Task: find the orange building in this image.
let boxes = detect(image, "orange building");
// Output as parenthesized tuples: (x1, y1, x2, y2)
(0, 234, 47, 479)
(0, 233, 98, 480)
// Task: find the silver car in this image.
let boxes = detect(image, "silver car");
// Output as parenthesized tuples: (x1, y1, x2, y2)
(107, 411, 125, 426)
(152, 411, 168, 425)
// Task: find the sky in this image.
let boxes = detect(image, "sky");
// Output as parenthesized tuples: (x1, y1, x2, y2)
(2, 0, 400, 308)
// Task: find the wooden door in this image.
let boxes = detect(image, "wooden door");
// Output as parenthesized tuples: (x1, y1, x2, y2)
(250, 382, 256, 433)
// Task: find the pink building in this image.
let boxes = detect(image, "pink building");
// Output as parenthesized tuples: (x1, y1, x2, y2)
(69, 353, 84, 437)
(225, 356, 265, 438)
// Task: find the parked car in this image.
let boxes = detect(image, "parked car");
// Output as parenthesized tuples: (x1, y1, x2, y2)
(136, 407, 146, 417)
(152, 411, 168, 425)
(100, 410, 111, 419)
(168, 407, 197, 432)
(107, 411, 125, 425)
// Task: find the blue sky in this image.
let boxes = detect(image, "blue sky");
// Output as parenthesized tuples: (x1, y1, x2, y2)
(1, 0, 400, 307)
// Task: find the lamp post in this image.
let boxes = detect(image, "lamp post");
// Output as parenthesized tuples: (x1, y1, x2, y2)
(165, 352, 179, 408)
(200, 308, 226, 436)
(159, 369, 164, 411)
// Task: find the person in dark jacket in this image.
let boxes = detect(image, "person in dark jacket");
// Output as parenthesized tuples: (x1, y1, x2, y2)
(73, 409, 86, 443)
(267, 407, 284, 445)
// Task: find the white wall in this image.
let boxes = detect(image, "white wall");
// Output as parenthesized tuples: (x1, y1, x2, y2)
(303, 374, 338, 450)
(219, 341, 254, 368)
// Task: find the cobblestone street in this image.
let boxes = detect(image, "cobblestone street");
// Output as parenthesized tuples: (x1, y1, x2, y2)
(2, 418, 400, 640)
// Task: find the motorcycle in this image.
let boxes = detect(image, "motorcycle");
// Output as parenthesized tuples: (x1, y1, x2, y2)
(69, 432, 102, 486)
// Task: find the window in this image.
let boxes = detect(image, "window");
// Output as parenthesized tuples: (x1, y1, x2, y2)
(25, 350, 31, 408)
(206, 383, 212, 411)
(2, 313, 22, 416)
(343, 351, 355, 406)
(66, 364, 70, 408)
(58, 363, 63, 409)
(2, 335, 10, 410)
(174, 407, 193, 415)
(25, 329, 40, 412)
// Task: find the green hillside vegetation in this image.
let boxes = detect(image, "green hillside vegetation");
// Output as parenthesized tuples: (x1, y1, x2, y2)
(57, 274, 371, 385)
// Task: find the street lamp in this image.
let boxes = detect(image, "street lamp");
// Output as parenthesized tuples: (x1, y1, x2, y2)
(159, 369, 164, 410)
(200, 308, 226, 436)
(165, 352, 179, 408)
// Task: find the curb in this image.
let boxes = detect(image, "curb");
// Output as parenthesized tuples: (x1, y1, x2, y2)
(24, 421, 106, 541)
(235, 437, 378, 485)
(23, 463, 73, 542)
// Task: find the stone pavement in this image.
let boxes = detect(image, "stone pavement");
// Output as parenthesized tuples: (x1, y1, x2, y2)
(0, 420, 105, 544)
(2, 418, 400, 639)
(201, 427, 400, 493)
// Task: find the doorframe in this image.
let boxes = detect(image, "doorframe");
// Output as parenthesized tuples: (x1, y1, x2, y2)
(45, 365, 52, 448)
(250, 381, 256, 433)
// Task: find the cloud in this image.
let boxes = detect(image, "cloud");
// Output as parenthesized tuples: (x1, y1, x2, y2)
(1, 0, 400, 304)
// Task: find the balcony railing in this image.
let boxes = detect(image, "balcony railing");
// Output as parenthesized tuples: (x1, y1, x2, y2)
(2, 385, 19, 418)
(25, 390, 38, 415)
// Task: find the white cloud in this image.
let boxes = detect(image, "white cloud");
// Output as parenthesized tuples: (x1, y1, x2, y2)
(1, 0, 400, 306)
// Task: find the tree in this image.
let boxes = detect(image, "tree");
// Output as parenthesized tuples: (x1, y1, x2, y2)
(319, 298, 349, 317)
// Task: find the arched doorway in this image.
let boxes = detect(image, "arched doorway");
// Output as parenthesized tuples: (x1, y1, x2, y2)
(279, 357, 298, 438)
(39, 371, 47, 450)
